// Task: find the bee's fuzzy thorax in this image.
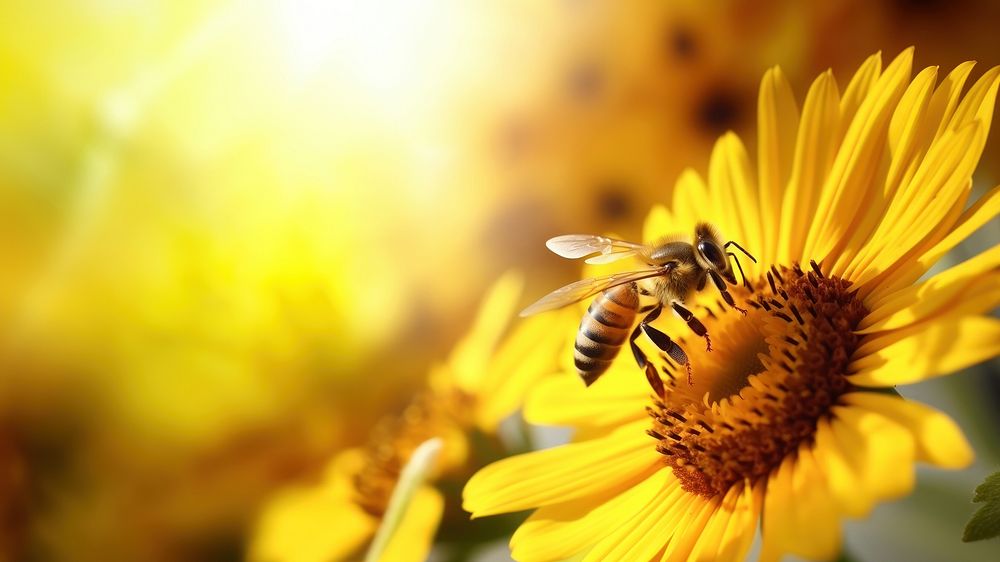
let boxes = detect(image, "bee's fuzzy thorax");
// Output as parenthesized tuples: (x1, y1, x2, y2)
(651, 260, 701, 304)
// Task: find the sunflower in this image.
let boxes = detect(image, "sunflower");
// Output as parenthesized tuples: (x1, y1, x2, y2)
(464, 49, 1000, 562)
(249, 273, 573, 562)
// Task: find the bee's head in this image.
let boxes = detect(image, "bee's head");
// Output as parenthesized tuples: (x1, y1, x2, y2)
(694, 223, 736, 284)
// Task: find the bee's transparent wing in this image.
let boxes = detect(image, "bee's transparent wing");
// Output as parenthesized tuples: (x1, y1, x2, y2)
(546, 234, 647, 265)
(584, 250, 640, 265)
(519, 268, 665, 317)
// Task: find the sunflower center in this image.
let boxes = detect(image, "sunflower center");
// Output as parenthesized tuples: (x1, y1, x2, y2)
(646, 263, 868, 498)
(351, 391, 459, 516)
(699, 312, 770, 403)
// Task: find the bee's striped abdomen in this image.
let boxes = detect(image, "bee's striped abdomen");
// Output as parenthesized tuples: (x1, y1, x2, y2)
(575, 283, 639, 386)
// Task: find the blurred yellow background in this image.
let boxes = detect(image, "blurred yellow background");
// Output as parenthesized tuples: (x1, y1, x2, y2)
(1, 1, 998, 560)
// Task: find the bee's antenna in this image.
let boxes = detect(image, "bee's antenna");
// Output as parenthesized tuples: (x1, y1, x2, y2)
(724, 240, 756, 263)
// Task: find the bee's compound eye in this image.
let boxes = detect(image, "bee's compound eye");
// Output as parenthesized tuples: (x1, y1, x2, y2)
(697, 241, 727, 269)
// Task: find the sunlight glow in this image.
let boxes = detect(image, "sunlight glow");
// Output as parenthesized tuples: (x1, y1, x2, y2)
(276, 0, 467, 124)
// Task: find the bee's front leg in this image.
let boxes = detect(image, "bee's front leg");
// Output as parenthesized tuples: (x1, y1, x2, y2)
(671, 302, 711, 352)
(709, 270, 747, 315)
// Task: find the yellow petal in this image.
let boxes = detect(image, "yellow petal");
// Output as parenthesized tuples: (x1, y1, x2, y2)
(708, 133, 761, 279)
(757, 65, 799, 266)
(717, 481, 764, 562)
(758, 455, 796, 562)
(807, 49, 912, 264)
(923, 182, 1000, 266)
(943, 65, 1000, 135)
(378, 486, 443, 562)
(511, 469, 674, 562)
(829, 405, 915, 502)
(841, 392, 973, 469)
(871, 182, 1000, 297)
(881, 61, 975, 224)
(849, 316, 1000, 386)
(326, 447, 369, 485)
(658, 495, 720, 562)
(888, 66, 939, 166)
(846, 66, 1000, 289)
(671, 168, 711, 236)
(812, 418, 872, 517)
(476, 308, 575, 431)
(463, 420, 658, 516)
(859, 244, 1000, 333)
(524, 371, 647, 428)
(760, 446, 843, 562)
(249, 453, 377, 562)
(924, 183, 1000, 260)
(837, 51, 883, 139)
(851, 120, 983, 290)
(583, 478, 692, 562)
(830, 66, 938, 278)
(792, 446, 842, 560)
(778, 70, 840, 264)
(644, 204, 675, 244)
(689, 481, 761, 562)
(448, 271, 523, 394)
(686, 488, 736, 562)
(928, 61, 976, 141)
(810, 408, 915, 521)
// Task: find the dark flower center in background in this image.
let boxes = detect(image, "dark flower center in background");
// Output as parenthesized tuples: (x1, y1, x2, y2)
(567, 60, 604, 102)
(595, 182, 634, 221)
(697, 87, 742, 135)
(668, 26, 697, 60)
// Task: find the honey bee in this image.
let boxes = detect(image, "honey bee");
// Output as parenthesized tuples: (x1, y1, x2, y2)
(521, 222, 755, 395)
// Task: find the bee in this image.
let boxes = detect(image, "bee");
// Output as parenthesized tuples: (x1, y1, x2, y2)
(520, 222, 755, 395)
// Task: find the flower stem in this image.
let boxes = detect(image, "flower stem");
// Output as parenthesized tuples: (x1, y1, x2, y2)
(364, 437, 443, 562)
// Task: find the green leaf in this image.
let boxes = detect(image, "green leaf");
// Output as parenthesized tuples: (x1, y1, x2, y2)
(834, 549, 863, 562)
(867, 386, 902, 398)
(963, 470, 1000, 542)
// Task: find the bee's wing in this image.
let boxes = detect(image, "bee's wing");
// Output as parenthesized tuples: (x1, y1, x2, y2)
(519, 268, 666, 317)
(546, 234, 647, 264)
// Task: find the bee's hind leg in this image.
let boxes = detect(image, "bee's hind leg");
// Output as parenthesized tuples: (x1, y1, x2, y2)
(629, 308, 663, 396)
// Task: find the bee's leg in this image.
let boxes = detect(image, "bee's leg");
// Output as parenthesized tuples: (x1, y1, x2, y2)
(629, 313, 652, 369)
(709, 270, 747, 315)
(640, 308, 689, 367)
(632, 305, 691, 387)
(672, 302, 711, 352)
(629, 308, 661, 394)
(629, 319, 664, 396)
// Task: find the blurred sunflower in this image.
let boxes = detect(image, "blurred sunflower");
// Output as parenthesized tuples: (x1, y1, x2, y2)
(498, 0, 1000, 242)
(0, 2, 570, 558)
(464, 49, 1000, 561)
(249, 273, 572, 562)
